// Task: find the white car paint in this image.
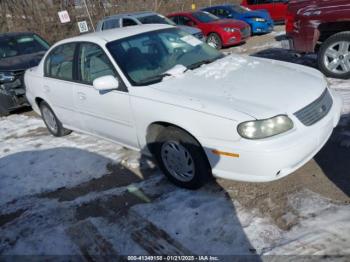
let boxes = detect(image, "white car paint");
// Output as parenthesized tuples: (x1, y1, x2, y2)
(25, 24, 342, 182)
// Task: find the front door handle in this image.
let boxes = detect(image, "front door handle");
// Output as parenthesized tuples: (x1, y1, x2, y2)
(77, 92, 86, 101)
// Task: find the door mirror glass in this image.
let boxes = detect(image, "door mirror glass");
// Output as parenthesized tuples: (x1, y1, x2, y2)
(93, 75, 119, 91)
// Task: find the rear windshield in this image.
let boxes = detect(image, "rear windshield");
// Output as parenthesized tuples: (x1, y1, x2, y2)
(138, 14, 176, 26)
(0, 34, 49, 59)
(192, 11, 219, 23)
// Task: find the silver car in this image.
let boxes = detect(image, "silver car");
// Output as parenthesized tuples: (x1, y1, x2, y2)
(96, 11, 204, 40)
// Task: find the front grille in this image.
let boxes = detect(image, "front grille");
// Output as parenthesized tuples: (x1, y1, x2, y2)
(294, 89, 333, 126)
(241, 27, 251, 38)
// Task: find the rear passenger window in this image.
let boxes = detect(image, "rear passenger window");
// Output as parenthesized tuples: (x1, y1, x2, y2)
(45, 43, 76, 81)
(247, 0, 258, 4)
(122, 18, 138, 27)
(78, 43, 116, 85)
(103, 19, 119, 30)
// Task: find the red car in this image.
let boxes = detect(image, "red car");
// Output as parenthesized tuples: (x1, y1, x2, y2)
(284, 0, 350, 79)
(167, 11, 250, 49)
(241, 0, 288, 22)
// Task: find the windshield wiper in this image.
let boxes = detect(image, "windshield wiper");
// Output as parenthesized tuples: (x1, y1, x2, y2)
(136, 73, 171, 85)
(186, 55, 224, 71)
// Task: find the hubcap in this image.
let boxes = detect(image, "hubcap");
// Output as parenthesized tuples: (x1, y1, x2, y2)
(42, 106, 58, 133)
(207, 35, 219, 49)
(324, 41, 350, 74)
(160, 141, 195, 182)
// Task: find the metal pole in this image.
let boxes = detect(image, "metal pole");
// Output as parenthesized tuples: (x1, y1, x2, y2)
(82, 0, 95, 32)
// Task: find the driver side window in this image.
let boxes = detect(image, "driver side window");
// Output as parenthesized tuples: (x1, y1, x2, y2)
(78, 43, 116, 85)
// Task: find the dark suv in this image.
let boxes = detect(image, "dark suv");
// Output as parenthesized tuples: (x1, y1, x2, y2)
(283, 0, 350, 79)
(0, 32, 49, 116)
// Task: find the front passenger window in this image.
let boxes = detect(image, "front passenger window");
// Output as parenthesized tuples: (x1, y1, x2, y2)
(78, 43, 116, 85)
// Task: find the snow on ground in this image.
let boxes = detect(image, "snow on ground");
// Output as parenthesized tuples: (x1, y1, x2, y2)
(0, 114, 143, 205)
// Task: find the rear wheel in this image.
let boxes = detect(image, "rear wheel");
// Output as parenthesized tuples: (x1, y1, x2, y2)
(153, 127, 212, 189)
(318, 32, 350, 79)
(39, 101, 71, 137)
(206, 33, 223, 49)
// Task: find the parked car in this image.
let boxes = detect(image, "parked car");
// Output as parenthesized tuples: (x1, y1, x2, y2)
(241, 0, 288, 22)
(168, 11, 250, 49)
(96, 11, 204, 41)
(202, 4, 274, 35)
(0, 32, 49, 116)
(283, 0, 350, 79)
(25, 24, 342, 189)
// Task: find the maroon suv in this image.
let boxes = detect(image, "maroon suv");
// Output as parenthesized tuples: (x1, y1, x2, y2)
(284, 0, 350, 79)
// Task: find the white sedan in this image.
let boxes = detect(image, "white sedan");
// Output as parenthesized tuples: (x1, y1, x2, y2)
(25, 24, 342, 189)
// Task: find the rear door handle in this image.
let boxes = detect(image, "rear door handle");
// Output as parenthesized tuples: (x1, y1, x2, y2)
(77, 92, 86, 101)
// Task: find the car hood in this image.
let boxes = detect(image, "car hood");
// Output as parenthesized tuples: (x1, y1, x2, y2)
(239, 10, 271, 20)
(146, 55, 327, 120)
(0, 51, 46, 72)
(209, 19, 248, 29)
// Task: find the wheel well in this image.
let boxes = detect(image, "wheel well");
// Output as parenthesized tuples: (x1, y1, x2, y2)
(146, 122, 207, 157)
(35, 97, 44, 107)
(318, 22, 350, 43)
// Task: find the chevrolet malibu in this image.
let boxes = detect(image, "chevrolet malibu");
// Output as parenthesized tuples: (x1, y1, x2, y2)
(25, 24, 342, 189)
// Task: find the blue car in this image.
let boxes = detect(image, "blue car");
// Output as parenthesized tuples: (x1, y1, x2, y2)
(202, 4, 274, 35)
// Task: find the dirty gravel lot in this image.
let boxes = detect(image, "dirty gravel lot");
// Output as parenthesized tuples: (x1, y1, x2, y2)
(1, 26, 350, 259)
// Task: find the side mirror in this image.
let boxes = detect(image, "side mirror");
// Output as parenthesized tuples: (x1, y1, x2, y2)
(93, 75, 119, 91)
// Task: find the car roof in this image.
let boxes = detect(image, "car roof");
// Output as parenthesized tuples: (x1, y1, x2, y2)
(102, 11, 158, 21)
(0, 32, 36, 39)
(56, 24, 173, 46)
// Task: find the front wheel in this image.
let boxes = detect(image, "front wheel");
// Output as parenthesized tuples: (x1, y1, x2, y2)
(39, 101, 71, 137)
(318, 32, 350, 79)
(153, 127, 212, 189)
(206, 33, 223, 50)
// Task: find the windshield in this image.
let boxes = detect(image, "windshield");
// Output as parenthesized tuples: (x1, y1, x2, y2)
(107, 28, 223, 86)
(139, 14, 176, 26)
(192, 11, 219, 23)
(230, 5, 249, 13)
(0, 34, 49, 59)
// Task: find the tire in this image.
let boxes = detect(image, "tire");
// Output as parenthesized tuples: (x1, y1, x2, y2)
(318, 31, 350, 79)
(206, 33, 223, 50)
(39, 101, 71, 137)
(153, 127, 212, 189)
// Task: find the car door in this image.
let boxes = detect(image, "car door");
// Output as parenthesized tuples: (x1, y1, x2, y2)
(43, 42, 77, 128)
(74, 42, 138, 148)
(245, 0, 275, 18)
(272, 0, 288, 21)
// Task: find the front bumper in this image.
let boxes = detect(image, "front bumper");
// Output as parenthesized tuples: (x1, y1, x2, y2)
(202, 89, 342, 182)
(251, 21, 274, 34)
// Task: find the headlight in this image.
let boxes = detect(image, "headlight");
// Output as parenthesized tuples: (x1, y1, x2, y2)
(223, 27, 238, 33)
(237, 115, 294, 139)
(0, 72, 15, 83)
(252, 17, 266, 22)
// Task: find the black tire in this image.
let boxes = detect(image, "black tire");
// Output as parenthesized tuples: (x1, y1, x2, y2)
(207, 33, 223, 50)
(39, 101, 71, 137)
(318, 31, 350, 79)
(153, 127, 212, 189)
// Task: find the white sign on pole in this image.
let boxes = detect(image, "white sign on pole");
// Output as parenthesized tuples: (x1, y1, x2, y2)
(58, 10, 70, 24)
(78, 21, 89, 33)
